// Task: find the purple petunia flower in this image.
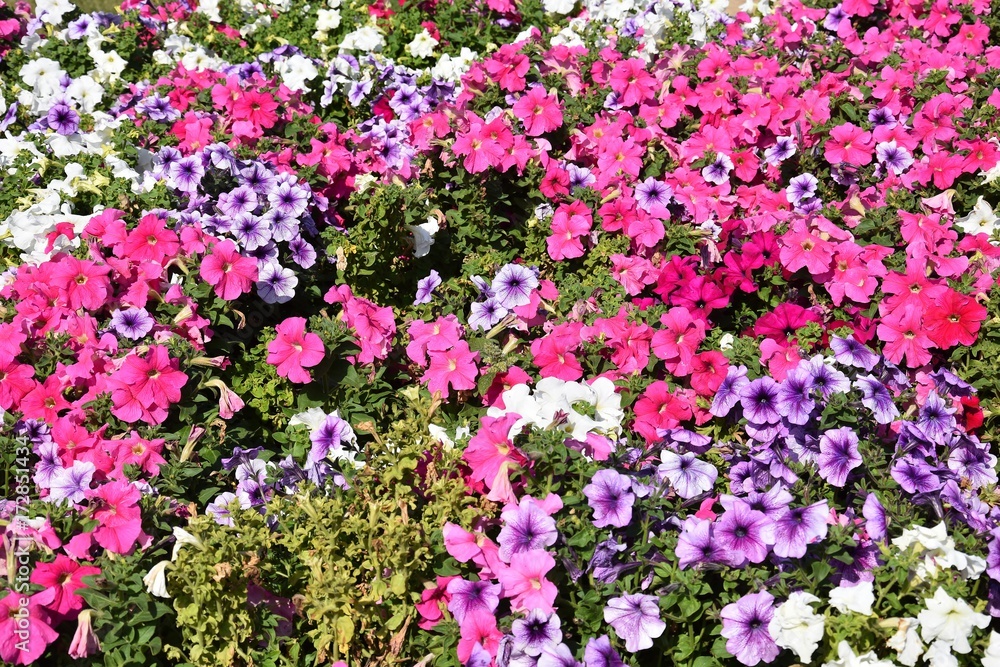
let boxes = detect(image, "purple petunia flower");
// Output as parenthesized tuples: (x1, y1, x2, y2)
(675, 516, 735, 569)
(875, 140, 913, 175)
(658, 451, 717, 499)
(830, 335, 879, 371)
(776, 367, 816, 425)
(218, 186, 259, 217)
(587, 538, 630, 584)
(512, 610, 562, 656)
(538, 643, 583, 667)
(784, 173, 817, 206)
(48, 461, 96, 505)
(110, 307, 155, 340)
(239, 163, 276, 195)
(868, 107, 897, 128)
(772, 500, 829, 558)
(414, 269, 442, 306)
(712, 365, 750, 417)
(446, 578, 501, 625)
(207, 492, 238, 526)
(702, 154, 734, 185)
(268, 182, 310, 218)
(288, 238, 317, 269)
(492, 264, 539, 310)
(740, 485, 793, 519)
(803, 356, 850, 399)
(47, 101, 79, 135)
(947, 439, 998, 488)
(634, 177, 673, 215)
(740, 377, 783, 424)
(469, 297, 509, 331)
(498, 499, 558, 562)
(890, 456, 940, 494)
(583, 636, 624, 667)
(854, 375, 899, 424)
(862, 493, 887, 542)
(716, 501, 776, 566)
(256, 262, 298, 304)
(232, 213, 271, 251)
(603, 593, 665, 653)
(567, 163, 595, 190)
(582, 469, 635, 528)
(764, 137, 796, 165)
(720, 592, 780, 666)
(33, 441, 61, 488)
(823, 4, 847, 30)
(918, 391, 956, 441)
(169, 156, 205, 193)
(308, 412, 355, 466)
(817, 427, 862, 487)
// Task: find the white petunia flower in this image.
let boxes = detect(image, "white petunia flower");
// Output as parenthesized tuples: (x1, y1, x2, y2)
(984, 631, 1000, 667)
(892, 522, 986, 581)
(829, 581, 875, 616)
(955, 197, 998, 239)
(885, 617, 924, 667)
(407, 215, 439, 258)
(822, 641, 897, 667)
(767, 591, 824, 662)
(143, 560, 171, 598)
(407, 28, 439, 59)
(916, 587, 990, 654)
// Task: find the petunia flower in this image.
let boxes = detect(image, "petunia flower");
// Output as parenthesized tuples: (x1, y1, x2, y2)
(266, 317, 325, 384)
(582, 469, 634, 528)
(603, 593, 665, 653)
(498, 550, 558, 613)
(658, 451, 717, 499)
(817, 427, 862, 487)
(720, 592, 780, 666)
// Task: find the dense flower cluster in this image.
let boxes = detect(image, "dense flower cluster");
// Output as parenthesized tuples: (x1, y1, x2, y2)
(2, 0, 1000, 664)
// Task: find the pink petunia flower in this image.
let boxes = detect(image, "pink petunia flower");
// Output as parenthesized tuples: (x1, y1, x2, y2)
(266, 317, 325, 384)
(200, 240, 258, 301)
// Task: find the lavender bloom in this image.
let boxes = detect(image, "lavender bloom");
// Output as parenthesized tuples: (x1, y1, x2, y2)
(603, 593, 665, 653)
(658, 451, 717, 499)
(110, 307, 155, 340)
(764, 137, 796, 165)
(33, 441, 61, 488)
(446, 578, 501, 624)
(538, 644, 583, 667)
(875, 141, 913, 175)
(268, 182, 310, 217)
(658, 428, 713, 455)
(47, 101, 79, 135)
(890, 456, 940, 494)
(862, 494, 887, 542)
(414, 269, 442, 306)
(803, 356, 850, 399)
(777, 367, 816, 425)
(716, 501, 776, 566)
(207, 492, 238, 526)
(263, 208, 299, 243)
(256, 262, 298, 304)
(785, 174, 818, 205)
(712, 365, 750, 417)
(702, 154, 734, 185)
(232, 213, 271, 251)
(169, 156, 205, 193)
(583, 636, 625, 667)
(947, 440, 998, 488)
(823, 4, 847, 30)
(138, 95, 180, 122)
(830, 335, 879, 371)
(239, 163, 277, 195)
(868, 107, 897, 128)
(634, 177, 673, 215)
(220, 446, 262, 470)
(498, 500, 558, 562)
(348, 79, 374, 106)
(67, 15, 94, 39)
(929, 368, 976, 397)
(289, 238, 317, 269)
(308, 412, 356, 468)
(567, 164, 595, 190)
(740, 378, 782, 424)
(720, 592, 780, 666)
(218, 186, 259, 217)
(854, 375, 899, 424)
(675, 516, 735, 569)
(47, 461, 96, 504)
(469, 298, 509, 330)
(772, 500, 829, 558)
(512, 610, 562, 656)
(492, 264, 539, 310)
(582, 469, 634, 528)
(817, 427, 862, 487)
(740, 485, 793, 519)
(918, 391, 957, 441)
(588, 538, 631, 584)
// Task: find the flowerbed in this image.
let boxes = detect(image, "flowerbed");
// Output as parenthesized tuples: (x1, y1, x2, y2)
(1, 0, 1000, 664)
